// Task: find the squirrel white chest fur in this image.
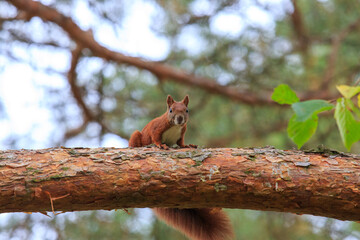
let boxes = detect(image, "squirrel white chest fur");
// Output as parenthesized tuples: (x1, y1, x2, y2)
(161, 125, 182, 146)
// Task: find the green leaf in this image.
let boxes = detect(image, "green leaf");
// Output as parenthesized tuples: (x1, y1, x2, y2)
(345, 96, 360, 119)
(291, 100, 334, 122)
(272, 84, 299, 105)
(334, 98, 360, 150)
(336, 85, 360, 99)
(287, 114, 318, 149)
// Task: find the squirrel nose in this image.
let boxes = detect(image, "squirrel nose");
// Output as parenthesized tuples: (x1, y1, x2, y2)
(177, 116, 183, 124)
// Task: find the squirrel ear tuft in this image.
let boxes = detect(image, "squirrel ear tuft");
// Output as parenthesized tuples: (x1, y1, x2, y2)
(182, 95, 189, 106)
(167, 95, 174, 107)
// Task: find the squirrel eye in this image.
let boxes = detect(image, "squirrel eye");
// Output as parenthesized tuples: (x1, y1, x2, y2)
(186, 108, 189, 113)
(169, 108, 173, 113)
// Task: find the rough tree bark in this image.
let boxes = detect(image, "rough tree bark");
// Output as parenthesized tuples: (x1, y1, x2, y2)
(1, 147, 360, 221)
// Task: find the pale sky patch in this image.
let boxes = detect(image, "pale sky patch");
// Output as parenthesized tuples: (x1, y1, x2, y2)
(210, 12, 244, 38)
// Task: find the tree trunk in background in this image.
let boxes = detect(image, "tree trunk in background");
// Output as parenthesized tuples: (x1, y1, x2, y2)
(0, 147, 359, 221)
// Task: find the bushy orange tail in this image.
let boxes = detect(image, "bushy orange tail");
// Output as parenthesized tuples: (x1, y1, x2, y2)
(129, 130, 142, 147)
(153, 208, 234, 240)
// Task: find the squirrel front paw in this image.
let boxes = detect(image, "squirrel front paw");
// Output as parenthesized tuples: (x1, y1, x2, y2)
(159, 144, 170, 150)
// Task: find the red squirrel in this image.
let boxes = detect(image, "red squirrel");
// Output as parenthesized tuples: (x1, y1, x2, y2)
(129, 95, 234, 240)
(129, 95, 196, 150)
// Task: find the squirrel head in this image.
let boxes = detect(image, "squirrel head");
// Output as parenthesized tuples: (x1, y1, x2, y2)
(166, 95, 189, 126)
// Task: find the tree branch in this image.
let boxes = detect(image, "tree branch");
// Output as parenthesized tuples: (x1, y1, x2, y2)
(1, 147, 360, 221)
(6, 29, 66, 49)
(67, 44, 94, 121)
(66, 44, 129, 140)
(290, 0, 309, 53)
(6, 0, 347, 105)
(8, 0, 326, 106)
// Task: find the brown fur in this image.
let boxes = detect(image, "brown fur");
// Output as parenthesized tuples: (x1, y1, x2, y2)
(129, 95, 233, 240)
(153, 208, 234, 240)
(129, 95, 196, 149)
